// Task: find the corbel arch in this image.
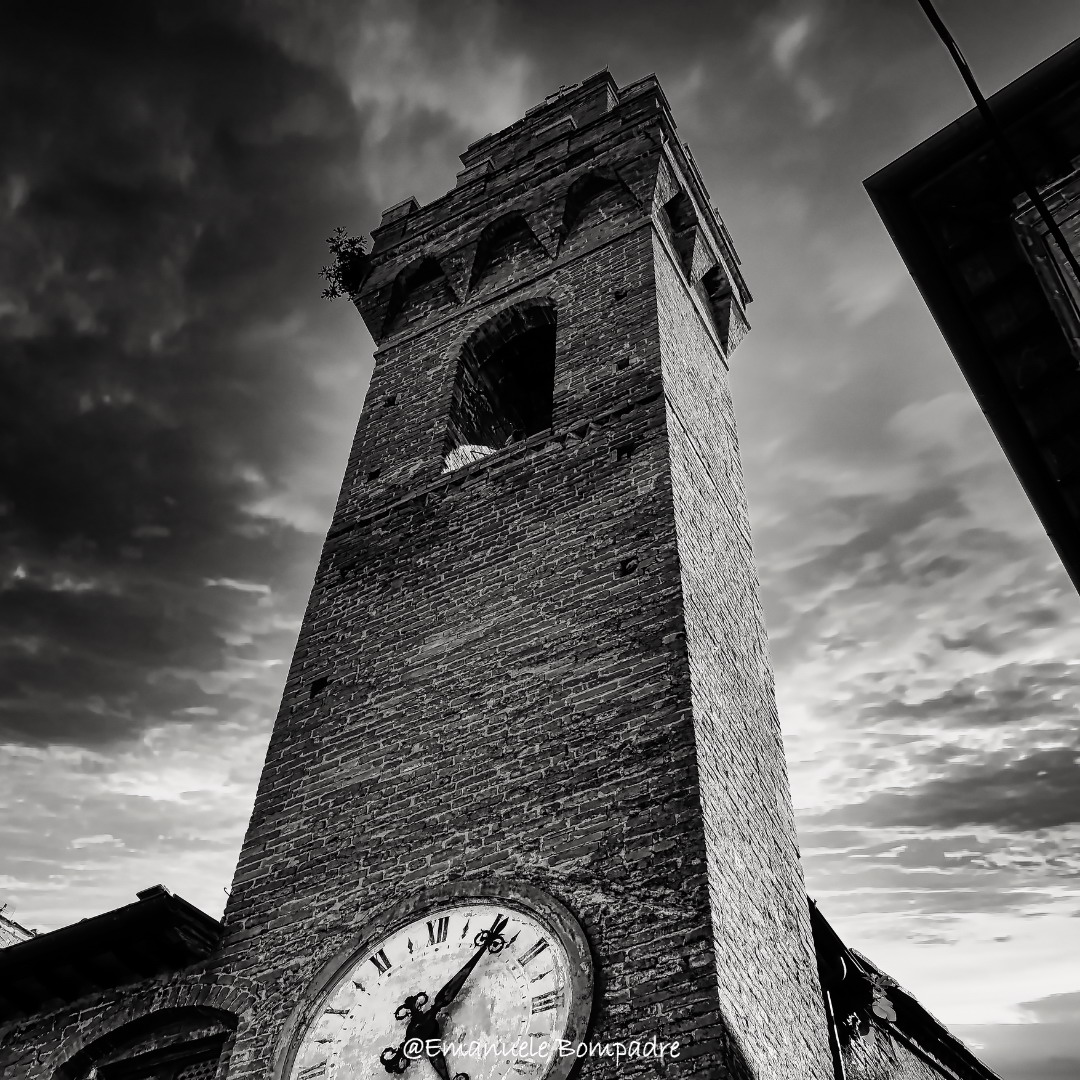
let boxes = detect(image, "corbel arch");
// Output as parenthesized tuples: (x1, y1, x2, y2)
(559, 168, 637, 248)
(381, 255, 458, 336)
(468, 213, 547, 292)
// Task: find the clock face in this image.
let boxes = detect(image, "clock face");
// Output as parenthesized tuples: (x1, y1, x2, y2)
(288, 899, 583, 1080)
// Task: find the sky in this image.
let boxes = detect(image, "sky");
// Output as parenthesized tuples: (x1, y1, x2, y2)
(2, 1, 1080, 1077)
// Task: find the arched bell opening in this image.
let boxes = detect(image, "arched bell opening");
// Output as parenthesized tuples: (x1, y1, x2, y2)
(443, 300, 557, 472)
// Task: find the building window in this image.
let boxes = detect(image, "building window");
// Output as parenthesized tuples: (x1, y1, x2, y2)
(443, 300, 556, 472)
(1013, 169, 1080, 365)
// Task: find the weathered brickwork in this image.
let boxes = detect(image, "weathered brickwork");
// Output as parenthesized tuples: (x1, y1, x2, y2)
(0, 914, 32, 950)
(210, 71, 832, 1080)
(655, 228, 832, 1078)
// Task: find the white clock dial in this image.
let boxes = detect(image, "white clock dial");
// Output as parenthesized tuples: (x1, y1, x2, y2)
(289, 900, 578, 1080)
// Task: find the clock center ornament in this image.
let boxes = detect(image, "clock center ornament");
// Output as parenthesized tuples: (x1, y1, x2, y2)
(282, 884, 593, 1080)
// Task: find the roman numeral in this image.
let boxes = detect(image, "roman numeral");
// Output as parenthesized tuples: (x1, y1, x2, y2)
(427, 917, 449, 944)
(298, 1064, 327, 1080)
(518, 939, 549, 966)
(531, 990, 561, 1013)
(324, 1006, 349, 1017)
(370, 949, 392, 974)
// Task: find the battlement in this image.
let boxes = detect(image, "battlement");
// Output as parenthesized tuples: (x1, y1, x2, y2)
(359, 71, 750, 353)
(457, 70, 621, 172)
(368, 71, 673, 252)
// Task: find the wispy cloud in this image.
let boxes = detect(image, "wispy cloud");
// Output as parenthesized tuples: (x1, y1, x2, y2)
(764, 10, 836, 124)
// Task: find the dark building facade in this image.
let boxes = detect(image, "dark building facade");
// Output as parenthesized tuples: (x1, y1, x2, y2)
(2, 72, 1002, 1080)
(866, 36, 1080, 595)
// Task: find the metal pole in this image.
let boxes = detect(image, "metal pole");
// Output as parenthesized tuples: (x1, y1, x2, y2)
(914, 0, 1080, 289)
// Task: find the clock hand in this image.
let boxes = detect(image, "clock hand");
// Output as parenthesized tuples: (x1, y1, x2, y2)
(381, 994, 436, 1075)
(382, 915, 506, 1076)
(380, 993, 470, 1080)
(431, 914, 508, 1014)
(425, 1043, 469, 1080)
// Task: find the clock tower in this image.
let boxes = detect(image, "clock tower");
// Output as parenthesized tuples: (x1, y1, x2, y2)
(216, 71, 834, 1080)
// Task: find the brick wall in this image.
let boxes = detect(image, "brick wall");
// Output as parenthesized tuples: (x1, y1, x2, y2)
(0, 975, 253, 1079)
(655, 228, 832, 1078)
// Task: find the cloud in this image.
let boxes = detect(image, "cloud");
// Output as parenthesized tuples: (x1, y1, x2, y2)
(0, 0, 369, 747)
(764, 10, 835, 124)
(860, 662, 1080, 730)
(824, 747, 1080, 832)
(1020, 991, 1080, 1024)
(825, 254, 910, 324)
(70, 834, 124, 849)
(328, 0, 534, 206)
(0, 721, 266, 930)
(771, 14, 813, 73)
(204, 577, 272, 594)
(953, 1022, 1080, 1080)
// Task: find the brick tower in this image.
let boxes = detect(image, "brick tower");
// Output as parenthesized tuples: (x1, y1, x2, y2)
(218, 72, 833, 1080)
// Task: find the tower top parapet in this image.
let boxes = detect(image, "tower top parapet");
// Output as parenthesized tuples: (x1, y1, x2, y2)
(359, 69, 749, 346)
(457, 70, 622, 173)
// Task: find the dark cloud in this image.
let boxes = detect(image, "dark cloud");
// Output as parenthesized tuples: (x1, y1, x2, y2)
(0, 0, 373, 745)
(1020, 991, 1080, 1024)
(825, 747, 1080, 832)
(789, 485, 968, 590)
(761, 484, 983, 666)
(859, 662, 1080, 730)
(953, 1023, 1080, 1080)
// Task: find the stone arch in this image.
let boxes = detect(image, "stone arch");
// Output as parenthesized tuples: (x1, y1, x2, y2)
(31, 976, 258, 1080)
(468, 213, 547, 292)
(54, 1005, 237, 1080)
(443, 299, 557, 470)
(559, 169, 637, 249)
(382, 255, 458, 336)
